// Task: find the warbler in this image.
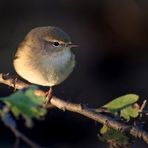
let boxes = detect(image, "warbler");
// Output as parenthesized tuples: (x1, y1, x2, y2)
(13, 26, 77, 106)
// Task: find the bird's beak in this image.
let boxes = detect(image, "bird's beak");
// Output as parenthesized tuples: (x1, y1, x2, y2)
(67, 43, 79, 48)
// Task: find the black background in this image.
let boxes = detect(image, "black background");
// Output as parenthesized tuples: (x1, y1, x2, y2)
(0, 0, 148, 147)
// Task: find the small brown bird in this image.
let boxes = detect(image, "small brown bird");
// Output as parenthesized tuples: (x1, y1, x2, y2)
(13, 26, 77, 107)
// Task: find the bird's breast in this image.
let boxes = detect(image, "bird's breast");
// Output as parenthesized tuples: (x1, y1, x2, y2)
(14, 46, 75, 86)
(40, 50, 75, 86)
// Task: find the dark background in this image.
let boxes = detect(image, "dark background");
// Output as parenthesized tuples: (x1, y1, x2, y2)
(0, 0, 148, 147)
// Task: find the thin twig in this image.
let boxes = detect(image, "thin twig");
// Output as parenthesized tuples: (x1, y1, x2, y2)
(10, 126, 42, 148)
(140, 100, 148, 115)
(1, 107, 43, 148)
(0, 73, 148, 144)
(141, 100, 147, 112)
(14, 137, 20, 148)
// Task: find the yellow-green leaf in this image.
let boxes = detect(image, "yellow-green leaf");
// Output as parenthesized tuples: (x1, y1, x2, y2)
(100, 125, 108, 134)
(104, 94, 139, 112)
(120, 106, 140, 121)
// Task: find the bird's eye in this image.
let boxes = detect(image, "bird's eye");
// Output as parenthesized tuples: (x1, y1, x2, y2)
(53, 41, 60, 47)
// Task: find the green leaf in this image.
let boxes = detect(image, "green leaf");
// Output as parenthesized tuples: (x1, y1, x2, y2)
(0, 85, 47, 127)
(98, 127, 130, 147)
(98, 94, 140, 146)
(120, 106, 140, 121)
(104, 94, 139, 113)
(103, 94, 140, 121)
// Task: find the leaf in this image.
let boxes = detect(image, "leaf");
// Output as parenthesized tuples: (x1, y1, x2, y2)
(120, 105, 140, 121)
(104, 94, 139, 113)
(100, 125, 108, 134)
(98, 94, 140, 146)
(98, 127, 130, 147)
(0, 85, 47, 127)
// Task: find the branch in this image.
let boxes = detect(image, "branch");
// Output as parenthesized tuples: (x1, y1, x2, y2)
(0, 73, 29, 89)
(1, 107, 43, 148)
(10, 125, 42, 148)
(0, 73, 148, 144)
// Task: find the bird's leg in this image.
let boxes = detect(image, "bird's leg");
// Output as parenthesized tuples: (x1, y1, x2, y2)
(44, 87, 53, 108)
(12, 76, 19, 91)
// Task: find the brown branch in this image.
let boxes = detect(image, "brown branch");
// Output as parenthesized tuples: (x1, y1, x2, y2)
(0, 73, 148, 144)
(0, 73, 29, 89)
(50, 97, 148, 144)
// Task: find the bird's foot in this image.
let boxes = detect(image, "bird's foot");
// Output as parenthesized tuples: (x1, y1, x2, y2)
(44, 87, 52, 108)
(2, 73, 18, 91)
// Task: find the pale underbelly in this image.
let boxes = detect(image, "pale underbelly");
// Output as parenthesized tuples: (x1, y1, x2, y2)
(14, 55, 75, 86)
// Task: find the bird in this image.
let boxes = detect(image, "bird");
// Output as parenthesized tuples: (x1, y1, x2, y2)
(13, 26, 77, 107)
